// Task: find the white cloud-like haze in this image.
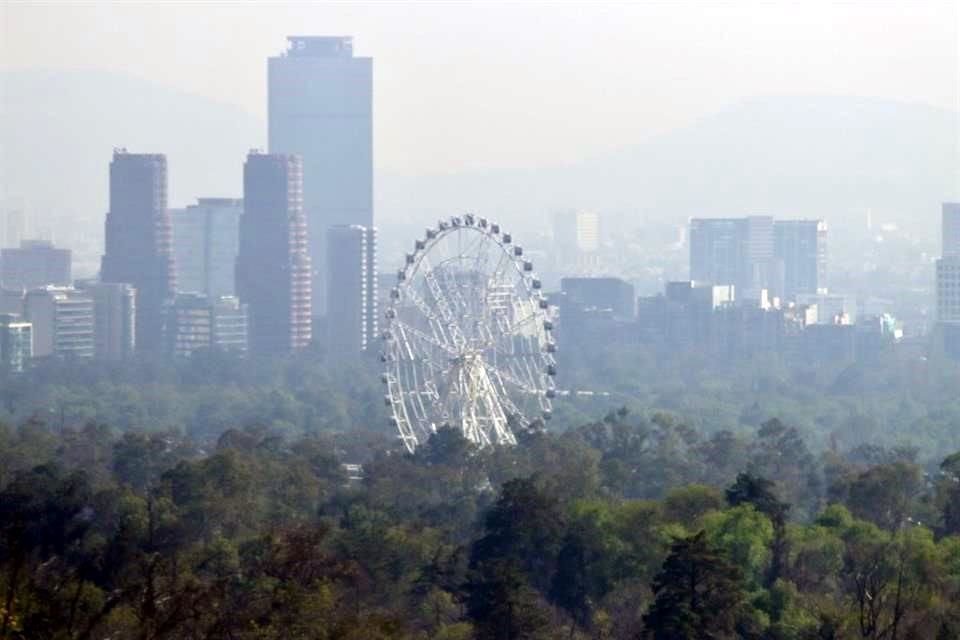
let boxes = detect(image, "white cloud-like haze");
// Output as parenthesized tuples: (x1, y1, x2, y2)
(2, 1, 957, 175)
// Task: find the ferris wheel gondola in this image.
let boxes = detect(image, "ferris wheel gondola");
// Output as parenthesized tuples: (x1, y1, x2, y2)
(382, 215, 557, 453)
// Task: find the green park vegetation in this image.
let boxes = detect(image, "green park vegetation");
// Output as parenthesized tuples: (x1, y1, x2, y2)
(2, 347, 960, 638)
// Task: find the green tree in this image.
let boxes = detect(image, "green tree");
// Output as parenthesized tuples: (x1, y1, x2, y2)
(469, 476, 565, 592)
(846, 462, 921, 531)
(642, 530, 748, 640)
(466, 559, 553, 640)
(939, 452, 960, 536)
(726, 473, 790, 586)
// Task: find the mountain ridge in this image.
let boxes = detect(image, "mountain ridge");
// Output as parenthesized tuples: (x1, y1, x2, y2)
(2, 70, 957, 245)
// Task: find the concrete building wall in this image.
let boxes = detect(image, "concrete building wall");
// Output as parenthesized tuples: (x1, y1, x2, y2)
(326, 225, 376, 355)
(937, 257, 960, 324)
(79, 282, 136, 360)
(268, 36, 372, 315)
(0, 315, 32, 373)
(101, 150, 174, 353)
(24, 287, 94, 359)
(1, 240, 71, 290)
(172, 198, 242, 299)
(237, 152, 311, 355)
(774, 219, 827, 301)
(943, 202, 960, 259)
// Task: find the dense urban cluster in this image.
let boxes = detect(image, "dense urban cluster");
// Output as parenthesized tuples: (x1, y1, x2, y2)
(1, 26, 959, 640)
(0, 36, 373, 370)
(0, 36, 957, 383)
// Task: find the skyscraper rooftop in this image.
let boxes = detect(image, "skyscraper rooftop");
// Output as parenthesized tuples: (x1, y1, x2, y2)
(285, 36, 354, 58)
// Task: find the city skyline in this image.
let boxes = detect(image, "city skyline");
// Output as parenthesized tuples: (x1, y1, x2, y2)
(2, 8, 960, 639)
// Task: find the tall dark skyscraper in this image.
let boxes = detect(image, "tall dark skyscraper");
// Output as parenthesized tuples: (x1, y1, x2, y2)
(690, 216, 827, 302)
(101, 150, 175, 353)
(689, 216, 774, 296)
(268, 35, 373, 316)
(171, 198, 243, 298)
(942, 202, 960, 258)
(937, 203, 960, 326)
(326, 225, 376, 356)
(773, 220, 827, 300)
(236, 152, 312, 355)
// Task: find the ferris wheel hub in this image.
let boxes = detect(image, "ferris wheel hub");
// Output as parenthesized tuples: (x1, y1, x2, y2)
(382, 215, 558, 453)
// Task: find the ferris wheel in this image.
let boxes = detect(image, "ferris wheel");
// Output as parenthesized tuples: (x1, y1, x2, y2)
(382, 214, 558, 453)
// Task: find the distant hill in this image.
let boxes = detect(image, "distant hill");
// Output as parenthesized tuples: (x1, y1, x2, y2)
(0, 69, 263, 229)
(2, 70, 957, 247)
(378, 96, 959, 239)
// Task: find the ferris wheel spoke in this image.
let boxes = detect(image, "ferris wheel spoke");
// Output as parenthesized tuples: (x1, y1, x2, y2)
(384, 220, 553, 452)
(400, 360, 438, 425)
(494, 307, 543, 341)
(518, 354, 546, 393)
(438, 264, 471, 318)
(485, 365, 524, 418)
(488, 249, 512, 288)
(402, 285, 454, 349)
(420, 254, 469, 349)
(403, 283, 444, 326)
(486, 360, 536, 395)
(472, 229, 494, 276)
(394, 319, 458, 358)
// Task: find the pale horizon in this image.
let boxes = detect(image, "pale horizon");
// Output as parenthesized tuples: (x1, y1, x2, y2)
(3, 1, 958, 175)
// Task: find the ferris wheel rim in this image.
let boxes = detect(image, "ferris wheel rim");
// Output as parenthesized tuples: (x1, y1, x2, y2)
(382, 214, 558, 454)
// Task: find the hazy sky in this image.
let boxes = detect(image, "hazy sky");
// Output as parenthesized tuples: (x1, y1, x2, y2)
(2, 1, 958, 175)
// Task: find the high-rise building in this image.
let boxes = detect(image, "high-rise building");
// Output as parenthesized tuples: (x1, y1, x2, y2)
(936, 258, 960, 324)
(237, 152, 312, 355)
(101, 150, 175, 353)
(942, 202, 960, 259)
(936, 204, 960, 357)
(1, 239, 71, 290)
(690, 216, 827, 301)
(171, 198, 243, 298)
(553, 210, 602, 272)
(268, 36, 373, 315)
(774, 220, 827, 300)
(170, 206, 204, 294)
(210, 296, 249, 354)
(0, 289, 23, 315)
(326, 225, 376, 355)
(690, 217, 753, 291)
(24, 286, 95, 359)
(741, 216, 776, 296)
(0, 314, 32, 373)
(78, 281, 136, 360)
(165, 293, 248, 357)
(936, 203, 960, 324)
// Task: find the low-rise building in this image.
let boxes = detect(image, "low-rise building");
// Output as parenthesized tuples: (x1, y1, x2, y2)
(0, 313, 32, 373)
(24, 286, 95, 359)
(166, 293, 248, 357)
(78, 281, 137, 360)
(1, 239, 71, 290)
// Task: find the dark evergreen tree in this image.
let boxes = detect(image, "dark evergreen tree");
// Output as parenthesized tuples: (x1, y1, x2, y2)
(469, 476, 564, 592)
(550, 531, 593, 631)
(466, 559, 552, 640)
(642, 530, 747, 640)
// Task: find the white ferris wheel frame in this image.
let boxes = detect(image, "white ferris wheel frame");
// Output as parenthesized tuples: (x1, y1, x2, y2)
(381, 214, 558, 453)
